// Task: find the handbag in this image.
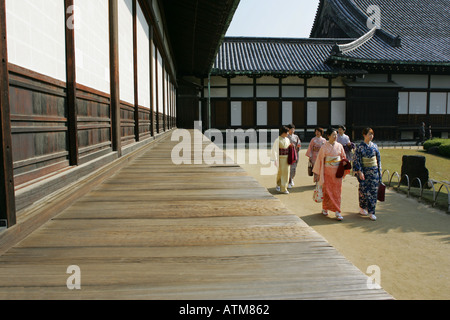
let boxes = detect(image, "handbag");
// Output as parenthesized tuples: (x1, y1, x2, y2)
(308, 160, 313, 177)
(336, 159, 352, 178)
(288, 144, 298, 165)
(377, 182, 386, 202)
(313, 184, 323, 203)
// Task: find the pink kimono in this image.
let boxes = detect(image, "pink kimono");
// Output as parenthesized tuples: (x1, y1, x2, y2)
(305, 136, 326, 182)
(312, 142, 347, 213)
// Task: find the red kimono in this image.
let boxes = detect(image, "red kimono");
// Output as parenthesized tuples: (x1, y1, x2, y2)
(312, 142, 347, 213)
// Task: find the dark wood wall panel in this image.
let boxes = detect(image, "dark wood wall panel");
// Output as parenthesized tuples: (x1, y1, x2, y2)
(76, 86, 112, 164)
(398, 114, 450, 128)
(8, 66, 70, 186)
(242, 101, 254, 128)
(158, 112, 165, 132)
(138, 106, 151, 139)
(120, 102, 136, 146)
(213, 100, 228, 129)
(293, 101, 305, 126)
(267, 101, 279, 128)
(317, 101, 330, 128)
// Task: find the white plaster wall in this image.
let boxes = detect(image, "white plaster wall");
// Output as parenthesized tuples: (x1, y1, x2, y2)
(230, 86, 253, 98)
(398, 92, 409, 114)
(152, 43, 157, 110)
(429, 93, 447, 115)
(157, 50, 164, 113)
(430, 75, 450, 89)
(392, 74, 428, 89)
(6, 0, 66, 81)
(137, 3, 150, 108)
(283, 77, 304, 85)
(231, 102, 242, 126)
(332, 88, 346, 98)
(256, 86, 278, 98)
(257, 101, 267, 126)
(448, 94, 450, 115)
(74, 0, 110, 94)
(282, 86, 304, 98)
(307, 101, 317, 126)
(166, 71, 170, 116)
(282, 101, 293, 125)
(230, 76, 253, 84)
(409, 92, 427, 114)
(206, 88, 227, 98)
(118, 0, 134, 104)
(307, 88, 328, 98)
(331, 101, 346, 126)
(307, 77, 328, 87)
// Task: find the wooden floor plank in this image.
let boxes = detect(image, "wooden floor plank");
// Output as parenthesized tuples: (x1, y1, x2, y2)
(0, 131, 393, 300)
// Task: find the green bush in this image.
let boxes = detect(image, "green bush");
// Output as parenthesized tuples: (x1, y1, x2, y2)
(438, 143, 450, 158)
(424, 138, 450, 158)
(423, 138, 447, 151)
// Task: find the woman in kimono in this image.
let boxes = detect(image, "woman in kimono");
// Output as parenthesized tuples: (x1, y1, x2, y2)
(312, 128, 348, 221)
(271, 126, 291, 194)
(337, 125, 354, 161)
(305, 127, 326, 183)
(287, 124, 301, 188)
(353, 128, 382, 221)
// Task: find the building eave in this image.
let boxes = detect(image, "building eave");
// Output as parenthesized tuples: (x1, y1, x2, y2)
(160, 0, 240, 78)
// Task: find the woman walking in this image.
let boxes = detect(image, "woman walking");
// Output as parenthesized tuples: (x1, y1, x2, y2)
(306, 127, 326, 183)
(353, 128, 382, 221)
(337, 125, 355, 162)
(312, 128, 348, 221)
(271, 126, 291, 194)
(287, 124, 301, 188)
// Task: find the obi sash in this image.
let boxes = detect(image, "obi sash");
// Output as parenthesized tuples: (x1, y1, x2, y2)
(325, 156, 341, 167)
(362, 156, 377, 168)
(279, 148, 289, 156)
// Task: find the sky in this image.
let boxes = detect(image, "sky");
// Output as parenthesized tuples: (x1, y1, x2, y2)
(225, 0, 321, 38)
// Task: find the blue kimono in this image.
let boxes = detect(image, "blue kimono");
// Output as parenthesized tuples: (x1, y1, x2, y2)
(353, 142, 382, 215)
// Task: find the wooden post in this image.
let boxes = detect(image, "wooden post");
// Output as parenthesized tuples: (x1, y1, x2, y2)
(162, 63, 166, 131)
(0, 0, 16, 227)
(155, 47, 159, 134)
(149, 27, 155, 137)
(109, 0, 122, 157)
(132, 0, 140, 142)
(65, 0, 79, 166)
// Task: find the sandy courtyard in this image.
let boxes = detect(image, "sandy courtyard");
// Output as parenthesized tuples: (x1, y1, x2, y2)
(230, 147, 450, 300)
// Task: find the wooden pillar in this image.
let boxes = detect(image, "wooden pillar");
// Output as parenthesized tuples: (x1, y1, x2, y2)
(65, 0, 79, 166)
(155, 47, 159, 134)
(132, 0, 140, 142)
(149, 27, 155, 137)
(162, 63, 166, 131)
(109, 0, 121, 157)
(0, 0, 16, 227)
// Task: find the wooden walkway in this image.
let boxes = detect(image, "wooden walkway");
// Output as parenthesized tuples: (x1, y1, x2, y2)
(0, 131, 392, 299)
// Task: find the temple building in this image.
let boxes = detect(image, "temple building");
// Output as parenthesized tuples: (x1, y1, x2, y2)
(0, 0, 239, 228)
(1, 0, 449, 228)
(180, 0, 450, 142)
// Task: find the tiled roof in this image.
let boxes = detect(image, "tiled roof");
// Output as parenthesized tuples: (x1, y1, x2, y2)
(211, 0, 449, 76)
(313, 0, 450, 66)
(211, 37, 366, 76)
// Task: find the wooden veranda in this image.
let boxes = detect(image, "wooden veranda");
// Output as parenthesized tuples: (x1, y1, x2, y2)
(0, 130, 392, 300)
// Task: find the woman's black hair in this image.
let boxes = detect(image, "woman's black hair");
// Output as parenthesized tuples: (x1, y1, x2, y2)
(314, 127, 324, 136)
(280, 126, 290, 135)
(325, 127, 337, 138)
(362, 127, 374, 136)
